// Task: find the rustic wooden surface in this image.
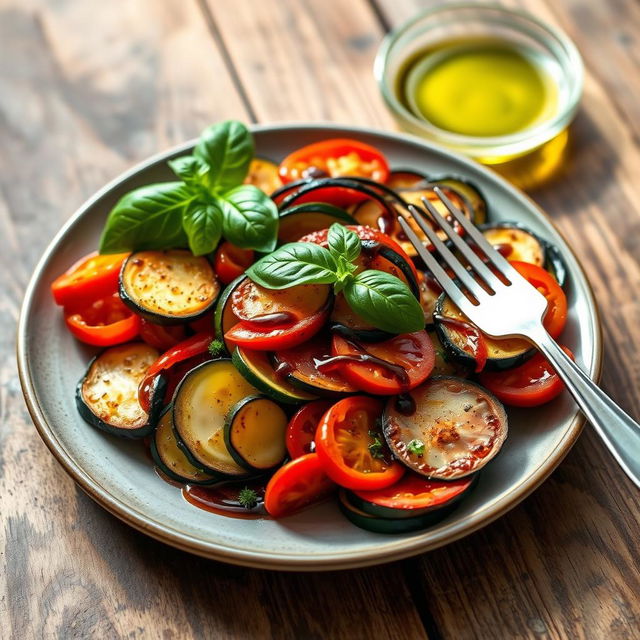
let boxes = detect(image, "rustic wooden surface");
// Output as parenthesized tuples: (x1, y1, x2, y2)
(2, 0, 639, 638)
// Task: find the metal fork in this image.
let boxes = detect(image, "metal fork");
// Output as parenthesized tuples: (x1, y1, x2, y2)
(398, 187, 640, 489)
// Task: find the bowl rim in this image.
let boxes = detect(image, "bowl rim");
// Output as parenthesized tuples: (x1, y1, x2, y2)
(374, 1, 584, 157)
(17, 122, 602, 571)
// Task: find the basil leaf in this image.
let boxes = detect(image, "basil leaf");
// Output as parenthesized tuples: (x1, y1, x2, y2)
(343, 270, 424, 334)
(99, 182, 193, 254)
(168, 155, 209, 187)
(195, 120, 254, 192)
(219, 184, 278, 252)
(246, 242, 338, 289)
(182, 200, 223, 256)
(327, 223, 361, 263)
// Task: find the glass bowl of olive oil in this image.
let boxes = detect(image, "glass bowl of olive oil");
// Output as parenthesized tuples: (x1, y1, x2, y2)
(375, 3, 583, 166)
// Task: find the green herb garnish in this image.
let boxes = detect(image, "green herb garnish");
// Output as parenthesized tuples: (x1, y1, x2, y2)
(246, 224, 424, 334)
(407, 439, 425, 456)
(237, 487, 259, 510)
(368, 430, 386, 460)
(99, 120, 278, 256)
(207, 338, 226, 358)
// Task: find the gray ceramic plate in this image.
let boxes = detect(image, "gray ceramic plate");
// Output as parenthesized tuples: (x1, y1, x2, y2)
(18, 124, 602, 571)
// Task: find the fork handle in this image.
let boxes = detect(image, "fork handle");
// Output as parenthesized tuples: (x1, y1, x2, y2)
(528, 326, 640, 489)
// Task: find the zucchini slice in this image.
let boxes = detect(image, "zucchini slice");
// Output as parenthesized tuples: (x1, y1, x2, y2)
(428, 329, 472, 378)
(214, 275, 244, 352)
(172, 359, 257, 478)
(120, 250, 220, 325)
(338, 490, 453, 534)
(383, 377, 508, 480)
(434, 293, 535, 371)
(429, 175, 488, 225)
(544, 240, 568, 287)
(151, 406, 216, 484)
(232, 347, 318, 404)
(278, 202, 356, 244)
(224, 395, 288, 471)
(479, 222, 546, 267)
(386, 169, 429, 190)
(244, 156, 282, 194)
(76, 343, 159, 438)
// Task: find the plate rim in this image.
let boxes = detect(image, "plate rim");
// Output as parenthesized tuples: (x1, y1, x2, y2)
(17, 122, 603, 571)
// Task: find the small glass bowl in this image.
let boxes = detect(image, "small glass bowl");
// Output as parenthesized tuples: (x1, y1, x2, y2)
(374, 3, 583, 162)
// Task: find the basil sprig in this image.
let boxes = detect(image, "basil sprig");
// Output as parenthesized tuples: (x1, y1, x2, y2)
(246, 224, 424, 334)
(99, 120, 278, 255)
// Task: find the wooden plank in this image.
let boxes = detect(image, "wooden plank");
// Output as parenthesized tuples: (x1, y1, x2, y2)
(203, 0, 395, 128)
(372, 0, 640, 637)
(0, 1, 430, 639)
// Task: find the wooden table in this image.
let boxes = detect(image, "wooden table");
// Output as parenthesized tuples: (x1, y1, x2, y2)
(2, 1, 639, 638)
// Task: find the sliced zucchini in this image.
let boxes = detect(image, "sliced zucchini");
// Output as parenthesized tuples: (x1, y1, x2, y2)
(232, 347, 317, 404)
(224, 395, 288, 472)
(277, 202, 356, 244)
(428, 329, 472, 378)
(76, 343, 159, 438)
(434, 293, 535, 371)
(429, 175, 488, 225)
(151, 406, 216, 484)
(214, 275, 244, 352)
(386, 169, 429, 190)
(544, 240, 568, 287)
(479, 222, 546, 267)
(244, 156, 282, 194)
(172, 359, 257, 478)
(272, 334, 357, 396)
(120, 250, 220, 325)
(383, 376, 508, 480)
(338, 490, 453, 534)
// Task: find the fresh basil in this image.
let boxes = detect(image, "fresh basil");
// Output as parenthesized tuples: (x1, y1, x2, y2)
(99, 182, 193, 254)
(343, 270, 424, 334)
(182, 201, 223, 256)
(219, 185, 278, 253)
(246, 242, 338, 289)
(168, 155, 209, 187)
(195, 121, 254, 192)
(328, 223, 360, 263)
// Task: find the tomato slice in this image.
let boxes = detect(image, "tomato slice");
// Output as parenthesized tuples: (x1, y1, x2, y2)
(316, 396, 405, 490)
(139, 319, 186, 351)
(64, 293, 140, 346)
(51, 251, 129, 308)
(479, 346, 574, 407)
(214, 242, 254, 285)
(138, 330, 214, 412)
(329, 331, 435, 395)
(286, 400, 334, 459)
(264, 453, 335, 518)
(511, 261, 567, 338)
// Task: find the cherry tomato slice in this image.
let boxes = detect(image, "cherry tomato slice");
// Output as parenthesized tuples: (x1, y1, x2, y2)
(479, 346, 574, 407)
(330, 331, 435, 395)
(51, 251, 129, 308)
(316, 396, 405, 490)
(264, 453, 335, 518)
(286, 400, 334, 459)
(511, 261, 568, 339)
(214, 242, 254, 285)
(139, 319, 186, 351)
(64, 292, 140, 346)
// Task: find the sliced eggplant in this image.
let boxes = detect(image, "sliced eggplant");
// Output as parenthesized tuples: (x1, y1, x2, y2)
(386, 169, 429, 190)
(172, 359, 257, 478)
(338, 490, 453, 534)
(231, 346, 318, 404)
(120, 250, 220, 325)
(329, 293, 391, 343)
(224, 395, 288, 472)
(479, 222, 546, 267)
(214, 275, 244, 352)
(76, 343, 160, 438)
(428, 329, 472, 378)
(429, 175, 488, 225)
(544, 240, 568, 287)
(383, 376, 508, 480)
(277, 202, 356, 244)
(244, 156, 282, 194)
(417, 270, 442, 329)
(347, 474, 477, 520)
(272, 334, 358, 396)
(434, 293, 535, 371)
(151, 406, 216, 484)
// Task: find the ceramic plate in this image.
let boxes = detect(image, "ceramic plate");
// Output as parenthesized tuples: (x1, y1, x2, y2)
(18, 124, 602, 571)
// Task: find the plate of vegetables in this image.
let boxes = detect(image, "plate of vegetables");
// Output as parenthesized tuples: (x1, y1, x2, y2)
(18, 121, 601, 570)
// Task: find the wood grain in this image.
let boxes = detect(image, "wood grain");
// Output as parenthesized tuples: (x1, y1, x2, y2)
(2, 0, 640, 638)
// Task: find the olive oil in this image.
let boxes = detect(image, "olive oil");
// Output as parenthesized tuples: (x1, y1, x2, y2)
(397, 39, 558, 139)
